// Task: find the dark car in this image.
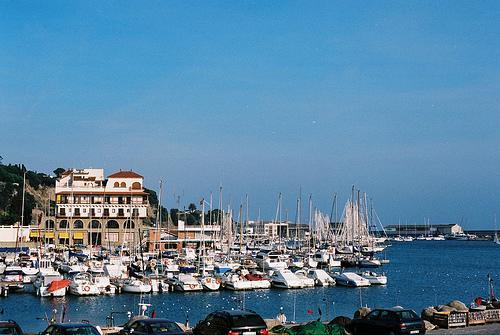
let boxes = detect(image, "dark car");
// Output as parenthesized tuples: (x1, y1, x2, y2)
(0, 320, 23, 335)
(194, 310, 268, 335)
(120, 318, 185, 335)
(350, 308, 425, 335)
(40, 323, 101, 335)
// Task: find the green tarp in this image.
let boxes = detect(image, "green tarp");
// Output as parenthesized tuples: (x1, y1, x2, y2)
(270, 320, 346, 335)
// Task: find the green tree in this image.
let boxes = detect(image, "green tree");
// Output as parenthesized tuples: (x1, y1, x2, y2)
(53, 168, 65, 178)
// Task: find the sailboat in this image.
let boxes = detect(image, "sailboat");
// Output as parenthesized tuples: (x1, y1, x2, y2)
(494, 215, 500, 245)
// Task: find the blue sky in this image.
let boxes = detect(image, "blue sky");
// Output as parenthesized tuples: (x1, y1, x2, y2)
(1, 1, 499, 228)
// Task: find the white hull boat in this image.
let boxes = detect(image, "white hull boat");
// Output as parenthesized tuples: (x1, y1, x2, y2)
(359, 271, 387, 285)
(270, 270, 303, 289)
(294, 270, 315, 287)
(307, 269, 335, 286)
(334, 272, 371, 287)
(170, 274, 203, 292)
(122, 279, 152, 293)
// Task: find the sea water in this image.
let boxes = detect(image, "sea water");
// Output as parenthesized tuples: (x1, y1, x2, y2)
(1, 240, 498, 332)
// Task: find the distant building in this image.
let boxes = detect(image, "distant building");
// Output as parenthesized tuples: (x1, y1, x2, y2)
(384, 223, 463, 237)
(30, 168, 150, 247)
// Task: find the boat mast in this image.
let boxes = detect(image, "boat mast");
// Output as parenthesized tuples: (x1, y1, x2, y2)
(15, 170, 26, 252)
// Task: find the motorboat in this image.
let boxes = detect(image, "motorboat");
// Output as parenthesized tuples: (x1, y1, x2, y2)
(88, 268, 117, 295)
(121, 278, 152, 293)
(244, 271, 271, 289)
(69, 272, 100, 296)
(334, 272, 371, 287)
(358, 271, 387, 285)
(358, 258, 381, 268)
(294, 270, 315, 287)
(222, 271, 254, 291)
(255, 251, 288, 271)
(1, 266, 25, 291)
(270, 270, 303, 289)
(200, 276, 221, 291)
(307, 269, 335, 286)
(169, 274, 203, 292)
(33, 272, 70, 297)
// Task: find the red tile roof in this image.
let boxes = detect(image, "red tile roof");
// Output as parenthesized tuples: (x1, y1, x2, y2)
(107, 171, 143, 179)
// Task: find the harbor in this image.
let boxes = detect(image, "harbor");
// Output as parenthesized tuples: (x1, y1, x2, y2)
(0, 240, 497, 333)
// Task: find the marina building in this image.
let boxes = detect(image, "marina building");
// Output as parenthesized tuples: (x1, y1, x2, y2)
(384, 223, 463, 237)
(30, 168, 150, 247)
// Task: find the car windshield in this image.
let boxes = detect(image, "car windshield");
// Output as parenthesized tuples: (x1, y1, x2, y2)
(397, 310, 419, 321)
(63, 327, 100, 335)
(231, 315, 265, 328)
(0, 327, 21, 335)
(149, 322, 181, 333)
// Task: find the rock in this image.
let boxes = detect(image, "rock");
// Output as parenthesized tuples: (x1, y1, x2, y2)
(421, 307, 437, 321)
(438, 305, 457, 313)
(448, 300, 468, 311)
(354, 307, 371, 319)
(329, 316, 352, 328)
(424, 320, 436, 331)
(265, 319, 283, 329)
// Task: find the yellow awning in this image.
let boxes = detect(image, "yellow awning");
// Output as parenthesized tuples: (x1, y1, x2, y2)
(73, 232, 85, 239)
(30, 231, 40, 237)
(45, 232, 55, 238)
(59, 232, 69, 239)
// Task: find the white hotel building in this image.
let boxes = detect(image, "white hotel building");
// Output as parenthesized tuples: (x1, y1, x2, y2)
(46, 168, 150, 247)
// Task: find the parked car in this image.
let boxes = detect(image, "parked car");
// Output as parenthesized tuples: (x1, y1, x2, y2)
(193, 310, 268, 335)
(0, 320, 23, 335)
(120, 318, 185, 335)
(40, 323, 101, 335)
(350, 308, 426, 335)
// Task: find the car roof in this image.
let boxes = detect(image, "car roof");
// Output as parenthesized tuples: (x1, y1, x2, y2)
(138, 319, 177, 324)
(216, 310, 258, 317)
(51, 324, 96, 328)
(0, 321, 19, 326)
(373, 308, 413, 313)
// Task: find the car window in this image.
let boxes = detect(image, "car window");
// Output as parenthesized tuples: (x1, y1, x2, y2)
(379, 311, 397, 321)
(0, 327, 21, 335)
(365, 311, 380, 320)
(397, 310, 419, 321)
(230, 315, 265, 327)
(149, 322, 181, 333)
(63, 326, 101, 335)
(133, 323, 148, 333)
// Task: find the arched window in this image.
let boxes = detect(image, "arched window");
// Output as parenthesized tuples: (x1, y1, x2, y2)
(45, 220, 55, 229)
(124, 220, 135, 229)
(120, 182, 126, 188)
(114, 181, 119, 187)
(73, 220, 84, 229)
(59, 220, 69, 229)
(131, 182, 141, 190)
(106, 220, 119, 229)
(91, 220, 101, 229)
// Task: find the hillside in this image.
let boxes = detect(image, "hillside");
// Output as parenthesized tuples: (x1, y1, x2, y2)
(0, 161, 161, 226)
(0, 163, 56, 225)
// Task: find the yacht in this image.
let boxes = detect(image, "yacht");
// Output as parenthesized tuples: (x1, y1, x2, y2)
(169, 274, 203, 292)
(255, 251, 288, 271)
(33, 272, 70, 297)
(270, 269, 303, 289)
(358, 271, 387, 285)
(222, 271, 254, 291)
(121, 278, 152, 293)
(334, 272, 371, 287)
(69, 272, 100, 296)
(307, 269, 335, 286)
(294, 270, 315, 287)
(244, 271, 271, 289)
(88, 268, 117, 295)
(200, 276, 221, 291)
